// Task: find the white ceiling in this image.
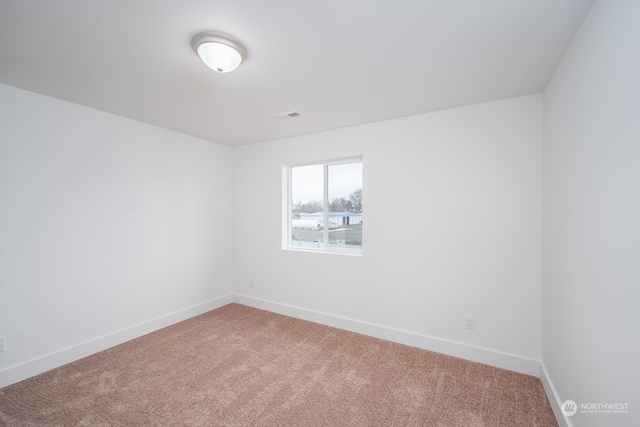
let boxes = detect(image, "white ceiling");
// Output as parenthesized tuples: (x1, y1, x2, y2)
(0, 0, 595, 146)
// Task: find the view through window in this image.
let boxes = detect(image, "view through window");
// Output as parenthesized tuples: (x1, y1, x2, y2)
(288, 158, 362, 254)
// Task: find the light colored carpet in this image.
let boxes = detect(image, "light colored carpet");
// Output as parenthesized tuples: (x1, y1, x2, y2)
(0, 303, 557, 426)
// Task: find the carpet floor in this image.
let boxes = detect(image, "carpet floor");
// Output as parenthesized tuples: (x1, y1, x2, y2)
(0, 303, 558, 426)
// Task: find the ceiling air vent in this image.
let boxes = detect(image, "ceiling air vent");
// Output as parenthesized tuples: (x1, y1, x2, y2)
(275, 111, 303, 120)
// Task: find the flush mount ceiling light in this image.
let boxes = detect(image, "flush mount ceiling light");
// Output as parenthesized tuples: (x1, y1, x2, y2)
(191, 32, 247, 73)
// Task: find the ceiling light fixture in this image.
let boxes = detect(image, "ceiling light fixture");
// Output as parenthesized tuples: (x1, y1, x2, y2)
(191, 32, 247, 73)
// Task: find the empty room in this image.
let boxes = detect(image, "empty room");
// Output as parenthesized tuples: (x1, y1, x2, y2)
(0, 1, 637, 426)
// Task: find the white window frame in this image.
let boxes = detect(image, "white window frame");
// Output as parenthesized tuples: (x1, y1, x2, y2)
(282, 156, 363, 255)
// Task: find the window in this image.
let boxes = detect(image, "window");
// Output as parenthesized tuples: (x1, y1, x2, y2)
(284, 157, 363, 254)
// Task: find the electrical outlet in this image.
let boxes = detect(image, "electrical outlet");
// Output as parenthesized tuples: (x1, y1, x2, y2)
(249, 280, 254, 289)
(0, 336, 5, 352)
(464, 316, 475, 330)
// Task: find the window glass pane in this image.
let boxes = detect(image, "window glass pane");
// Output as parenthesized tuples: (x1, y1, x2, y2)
(291, 164, 324, 248)
(328, 162, 362, 249)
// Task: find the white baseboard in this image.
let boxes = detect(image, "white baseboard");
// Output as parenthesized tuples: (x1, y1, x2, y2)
(0, 294, 234, 388)
(233, 294, 541, 377)
(540, 362, 571, 427)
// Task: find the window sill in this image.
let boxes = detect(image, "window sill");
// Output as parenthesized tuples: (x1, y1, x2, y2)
(283, 247, 363, 257)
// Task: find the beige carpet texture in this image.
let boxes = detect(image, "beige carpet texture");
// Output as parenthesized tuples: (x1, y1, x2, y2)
(0, 304, 558, 426)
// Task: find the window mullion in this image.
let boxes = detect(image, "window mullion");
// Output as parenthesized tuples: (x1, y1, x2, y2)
(323, 163, 329, 248)
(287, 166, 292, 248)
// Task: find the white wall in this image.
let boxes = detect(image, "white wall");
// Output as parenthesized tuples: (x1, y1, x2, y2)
(233, 94, 543, 372)
(0, 84, 234, 387)
(542, 1, 640, 426)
